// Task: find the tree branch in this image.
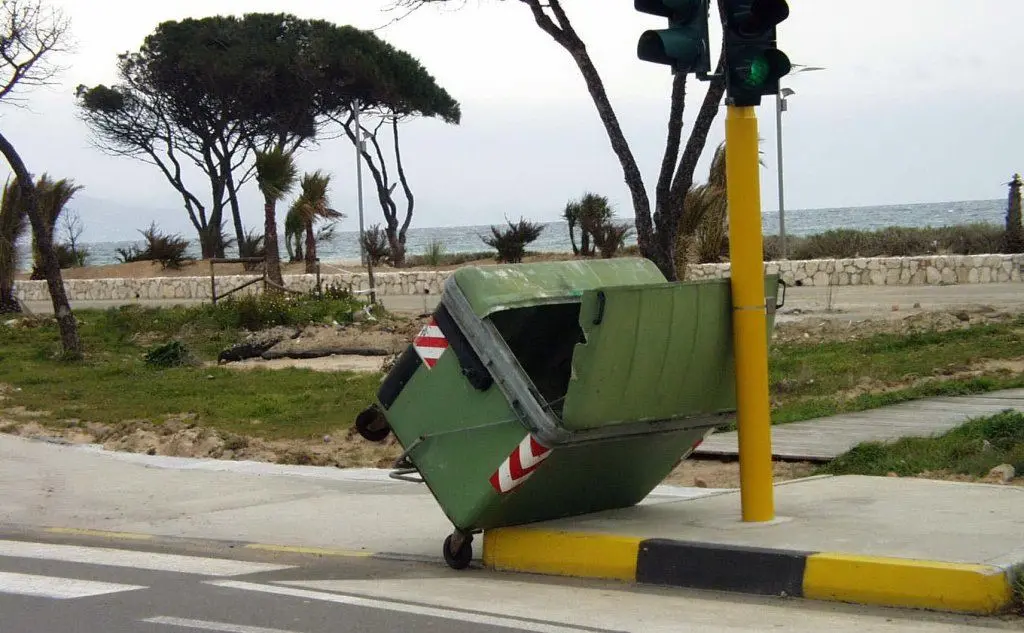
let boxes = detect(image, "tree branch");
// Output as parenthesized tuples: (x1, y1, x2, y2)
(655, 72, 687, 213)
(392, 116, 415, 242)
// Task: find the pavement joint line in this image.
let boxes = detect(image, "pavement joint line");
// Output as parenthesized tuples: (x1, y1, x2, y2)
(244, 544, 375, 558)
(44, 527, 155, 541)
(9, 526, 451, 568)
(482, 527, 1021, 616)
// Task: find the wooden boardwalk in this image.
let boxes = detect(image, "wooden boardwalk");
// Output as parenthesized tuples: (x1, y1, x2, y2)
(693, 389, 1024, 462)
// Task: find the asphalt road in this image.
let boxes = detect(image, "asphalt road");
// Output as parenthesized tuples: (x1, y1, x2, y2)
(0, 530, 1016, 633)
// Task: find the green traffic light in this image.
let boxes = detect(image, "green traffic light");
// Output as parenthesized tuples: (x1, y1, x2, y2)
(746, 57, 769, 86)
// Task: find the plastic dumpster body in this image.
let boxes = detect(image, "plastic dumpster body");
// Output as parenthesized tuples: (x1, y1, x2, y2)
(355, 258, 782, 568)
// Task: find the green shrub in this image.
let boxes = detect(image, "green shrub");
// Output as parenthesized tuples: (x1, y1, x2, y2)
(361, 224, 391, 266)
(421, 239, 446, 267)
(482, 218, 545, 263)
(144, 340, 193, 368)
(237, 228, 265, 272)
(758, 223, 1007, 261)
(116, 223, 191, 269)
(212, 292, 363, 331)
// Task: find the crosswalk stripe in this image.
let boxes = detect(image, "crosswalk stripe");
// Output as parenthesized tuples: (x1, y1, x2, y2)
(0, 571, 146, 599)
(0, 541, 293, 577)
(208, 580, 609, 633)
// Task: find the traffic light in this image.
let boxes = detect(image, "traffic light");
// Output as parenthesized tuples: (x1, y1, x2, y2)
(721, 0, 791, 106)
(635, 0, 711, 76)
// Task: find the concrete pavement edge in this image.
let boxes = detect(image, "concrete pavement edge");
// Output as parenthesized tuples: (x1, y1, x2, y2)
(481, 527, 1022, 616)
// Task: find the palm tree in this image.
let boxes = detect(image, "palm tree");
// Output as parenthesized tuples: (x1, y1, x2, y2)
(254, 148, 297, 290)
(290, 171, 344, 274)
(284, 205, 304, 263)
(676, 142, 768, 271)
(0, 178, 27, 313)
(30, 174, 83, 279)
(563, 200, 581, 255)
(578, 193, 614, 257)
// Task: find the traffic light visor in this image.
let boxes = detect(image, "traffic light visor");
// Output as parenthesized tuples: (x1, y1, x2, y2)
(637, 29, 703, 68)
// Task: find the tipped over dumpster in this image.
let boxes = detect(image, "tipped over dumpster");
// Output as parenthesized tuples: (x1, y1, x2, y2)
(355, 258, 782, 569)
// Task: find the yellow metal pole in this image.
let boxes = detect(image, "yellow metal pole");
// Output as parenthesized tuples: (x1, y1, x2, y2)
(725, 104, 775, 522)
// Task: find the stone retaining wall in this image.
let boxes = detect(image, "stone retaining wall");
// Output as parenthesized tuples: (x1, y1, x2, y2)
(688, 254, 1024, 286)
(14, 254, 1024, 303)
(14, 271, 449, 303)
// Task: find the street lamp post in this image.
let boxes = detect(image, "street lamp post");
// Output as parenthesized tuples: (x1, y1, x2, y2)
(774, 64, 824, 259)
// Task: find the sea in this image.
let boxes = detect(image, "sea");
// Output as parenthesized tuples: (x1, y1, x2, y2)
(15, 198, 1008, 270)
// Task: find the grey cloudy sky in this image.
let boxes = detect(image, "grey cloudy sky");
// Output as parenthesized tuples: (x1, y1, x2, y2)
(2, 0, 1022, 241)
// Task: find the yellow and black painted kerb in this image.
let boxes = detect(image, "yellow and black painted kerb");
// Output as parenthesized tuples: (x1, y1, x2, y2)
(636, 539, 809, 598)
(482, 528, 1022, 616)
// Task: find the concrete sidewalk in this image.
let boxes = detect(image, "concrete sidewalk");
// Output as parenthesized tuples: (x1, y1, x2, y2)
(2, 434, 1022, 616)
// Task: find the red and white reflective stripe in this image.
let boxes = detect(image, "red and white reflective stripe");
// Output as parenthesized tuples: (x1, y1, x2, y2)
(412, 318, 448, 369)
(489, 434, 552, 494)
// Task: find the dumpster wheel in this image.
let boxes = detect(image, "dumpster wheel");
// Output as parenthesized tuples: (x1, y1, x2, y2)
(443, 532, 473, 570)
(355, 405, 391, 443)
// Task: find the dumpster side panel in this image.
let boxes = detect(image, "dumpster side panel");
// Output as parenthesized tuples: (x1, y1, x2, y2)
(380, 348, 530, 530)
(470, 426, 710, 531)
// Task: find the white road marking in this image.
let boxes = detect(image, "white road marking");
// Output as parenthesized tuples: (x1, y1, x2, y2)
(142, 616, 304, 633)
(208, 580, 610, 633)
(273, 577, 1008, 633)
(0, 571, 146, 599)
(0, 541, 293, 577)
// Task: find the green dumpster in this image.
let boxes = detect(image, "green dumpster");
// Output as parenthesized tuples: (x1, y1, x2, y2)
(355, 258, 782, 569)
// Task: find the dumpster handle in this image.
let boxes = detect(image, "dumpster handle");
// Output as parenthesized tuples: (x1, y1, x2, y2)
(776, 279, 787, 309)
(593, 290, 606, 325)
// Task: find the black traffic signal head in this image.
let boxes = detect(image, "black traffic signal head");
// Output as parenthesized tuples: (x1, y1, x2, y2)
(635, 0, 711, 75)
(721, 0, 791, 106)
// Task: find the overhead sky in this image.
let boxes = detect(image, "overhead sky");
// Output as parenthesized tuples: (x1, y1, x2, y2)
(2, 0, 1022, 241)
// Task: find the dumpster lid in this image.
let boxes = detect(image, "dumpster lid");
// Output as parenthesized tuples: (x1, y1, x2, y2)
(450, 258, 667, 318)
(557, 275, 778, 431)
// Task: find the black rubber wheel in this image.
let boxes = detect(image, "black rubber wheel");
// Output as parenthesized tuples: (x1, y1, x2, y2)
(355, 406, 391, 442)
(443, 533, 473, 570)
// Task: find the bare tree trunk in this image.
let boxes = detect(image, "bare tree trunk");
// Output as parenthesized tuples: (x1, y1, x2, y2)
(263, 199, 285, 291)
(226, 171, 245, 255)
(304, 221, 317, 274)
(0, 131, 81, 358)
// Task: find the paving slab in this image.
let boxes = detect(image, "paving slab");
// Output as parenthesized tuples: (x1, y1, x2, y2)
(482, 475, 1024, 615)
(695, 389, 1024, 460)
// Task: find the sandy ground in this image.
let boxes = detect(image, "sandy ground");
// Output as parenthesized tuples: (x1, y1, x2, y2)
(213, 355, 389, 373)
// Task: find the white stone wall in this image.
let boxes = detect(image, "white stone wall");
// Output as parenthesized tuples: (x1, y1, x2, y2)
(13, 253, 1024, 303)
(14, 271, 450, 303)
(685, 254, 1024, 287)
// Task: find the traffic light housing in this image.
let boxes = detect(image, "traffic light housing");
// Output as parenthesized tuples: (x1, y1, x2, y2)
(721, 0, 791, 106)
(635, 0, 711, 75)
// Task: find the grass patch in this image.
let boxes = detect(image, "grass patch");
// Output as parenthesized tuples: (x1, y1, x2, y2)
(0, 296, 381, 440)
(819, 410, 1024, 478)
(766, 317, 1024, 425)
